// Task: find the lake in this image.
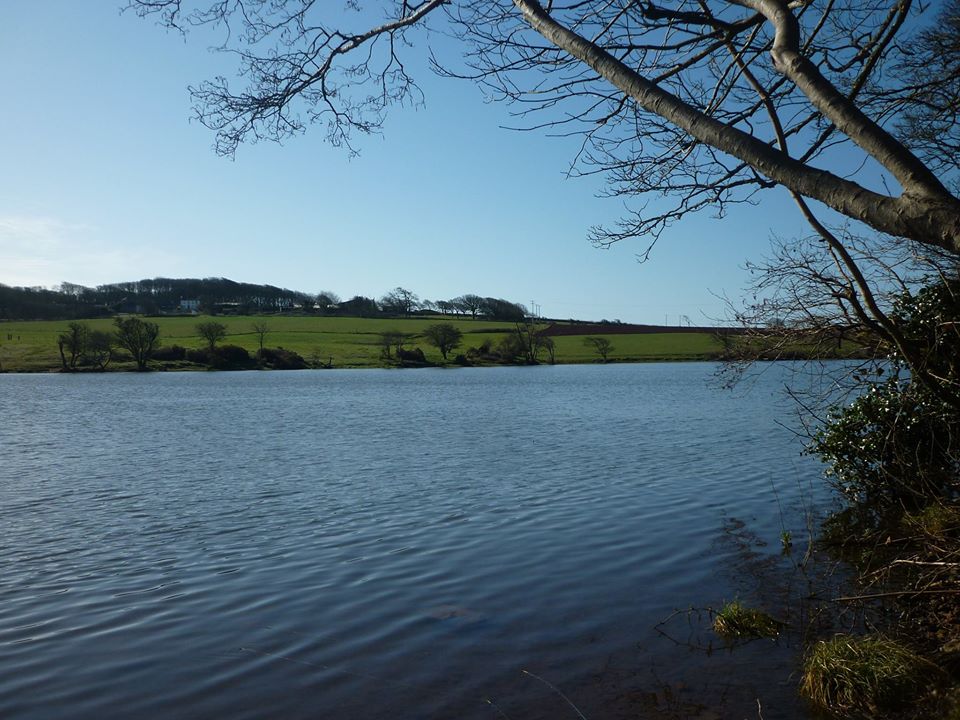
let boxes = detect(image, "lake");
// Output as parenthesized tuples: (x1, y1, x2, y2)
(0, 363, 837, 719)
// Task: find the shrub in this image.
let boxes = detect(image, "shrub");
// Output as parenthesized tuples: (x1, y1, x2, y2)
(496, 332, 525, 362)
(257, 347, 308, 370)
(396, 346, 427, 364)
(186, 347, 210, 364)
(811, 279, 960, 516)
(812, 379, 960, 512)
(209, 344, 254, 369)
(153, 345, 187, 361)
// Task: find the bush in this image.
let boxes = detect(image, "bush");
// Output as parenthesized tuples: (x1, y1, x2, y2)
(209, 344, 254, 369)
(396, 346, 427, 364)
(186, 347, 210, 364)
(153, 345, 187, 361)
(811, 280, 960, 516)
(257, 347, 308, 370)
(812, 379, 960, 512)
(496, 333, 525, 362)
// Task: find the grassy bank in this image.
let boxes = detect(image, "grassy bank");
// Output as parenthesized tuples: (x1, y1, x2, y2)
(0, 315, 724, 372)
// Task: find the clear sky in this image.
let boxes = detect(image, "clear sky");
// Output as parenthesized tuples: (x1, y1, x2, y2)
(0, 2, 810, 324)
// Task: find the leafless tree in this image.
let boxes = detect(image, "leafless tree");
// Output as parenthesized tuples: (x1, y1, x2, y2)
(584, 336, 614, 362)
(380, 287, 420, 316)
(316, 290, 341, 309)
(251, 320, 271, 351)
(378, 329, 409, 359)
(126, 0, 958, 247)
(452, 294, 484, 319)
(127, 0, 960, 396)
(502, 320, 550, 363)
(541, 334, 556, 364)
(720, 225, 960, 409)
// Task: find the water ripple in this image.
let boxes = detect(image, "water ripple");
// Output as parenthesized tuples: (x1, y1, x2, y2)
(0, 363, 830, 719)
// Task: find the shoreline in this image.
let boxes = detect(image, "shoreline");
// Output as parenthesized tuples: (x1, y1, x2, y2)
(0, 354, 728, 375)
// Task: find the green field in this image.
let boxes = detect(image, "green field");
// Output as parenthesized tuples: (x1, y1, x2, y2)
(0, 315, 724, 372)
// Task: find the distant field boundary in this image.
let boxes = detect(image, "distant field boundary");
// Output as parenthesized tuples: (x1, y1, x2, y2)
(541, 323, 734, 336)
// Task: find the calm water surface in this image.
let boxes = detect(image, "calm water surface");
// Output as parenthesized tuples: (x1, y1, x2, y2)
(1, 363, 836, 719)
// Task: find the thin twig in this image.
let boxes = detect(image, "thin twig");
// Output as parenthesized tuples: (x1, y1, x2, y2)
(522, 669, 588, 720)
(833, 589, 960, 602)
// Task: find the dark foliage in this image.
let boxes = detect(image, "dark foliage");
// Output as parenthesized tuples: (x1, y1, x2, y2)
(196, 321, 228, 351)
(153, 345, 187, 361)
(57, 322, 89, 370)
(812, 280, 960, 514)
(209, 344, 255, 370)
(337, 295, 381, 318)
(479, 297, 526, 321)
(0, 284, 109, 320)
(1, 277, 311, 320)
(83, 330, 114, 370)
(396, 347, 428, 365)
(113, 317, 160, 370)
(256, 347, 308, 370)
(422, 323, 463, 360)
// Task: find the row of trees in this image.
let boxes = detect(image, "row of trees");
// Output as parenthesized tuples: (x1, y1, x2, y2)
(0, 279, 530, 323)
(376, 322, 622, 366)
(58, 318, 160, 371)
(56, 318, 313, 371)
(59, 277, 313, 315)
(379, 288, 528, 321)
(0, 279, 309, 320)
(1, 284, 112, 321)
(55, 318, 583, 371)
(378, 323, 468, 363)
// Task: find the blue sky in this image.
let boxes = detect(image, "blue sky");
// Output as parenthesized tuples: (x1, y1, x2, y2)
(0, 2, 810, 324)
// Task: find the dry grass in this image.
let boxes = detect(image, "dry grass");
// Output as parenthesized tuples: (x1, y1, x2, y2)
(800, 635, 941, 717)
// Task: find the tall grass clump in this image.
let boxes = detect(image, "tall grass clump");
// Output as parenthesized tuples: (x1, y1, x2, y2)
(712, 600, 780, 639)
(801, 635, 940, 717)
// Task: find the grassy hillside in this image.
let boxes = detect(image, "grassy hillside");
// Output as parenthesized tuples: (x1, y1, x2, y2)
(0, 316, 724, 372)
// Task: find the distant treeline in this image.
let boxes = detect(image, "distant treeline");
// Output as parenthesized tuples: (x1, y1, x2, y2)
(0, 278, 529, 322)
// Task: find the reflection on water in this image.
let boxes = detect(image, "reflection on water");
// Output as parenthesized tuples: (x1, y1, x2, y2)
(1, 364, 832, 719)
